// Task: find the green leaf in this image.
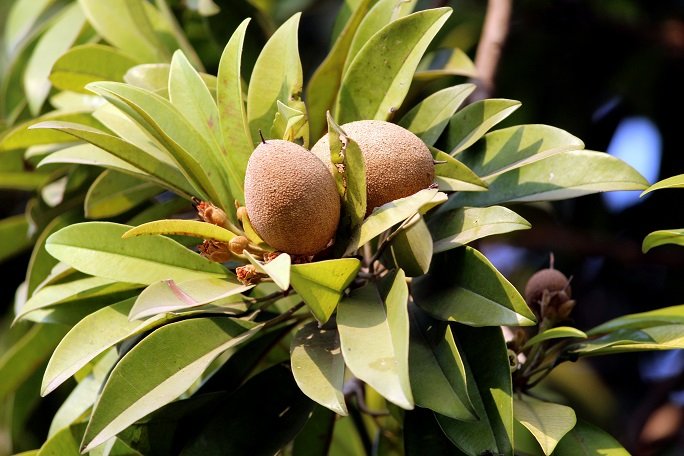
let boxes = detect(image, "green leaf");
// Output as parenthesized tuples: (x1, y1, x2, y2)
(23, 3, 87, 114)
(291, 321, 347, 415)
(45, 222, 229, 284)
(38, 144, 145, 179)
(642, 229, 684, 252)
(130, 277, 250, 320)
(217, 18, 253, 202)
(0, 171, 53, 190)
(336, 8, 452, 123)
(292, 405, 336, 456)
(429, 206, 530, 254)
(414, 48, 477, 80)
(50, 44, 141, 93)
(181, 365, 313, 455)
(124, 63, 218, 97)
(447, 99, 521, 155)
(413, 247, 536, 326)
(523, 326, 587, 349)
(388, 215, 433, 277)
(326, 112, 367, 230)
(247, 13, 303, 144)
(345, 188, 447, 255)
(587, 304, 684, 335)
(0, 323, 69, 403)
(399, 84, 475, 146)
(123, 219, 238, 243)
(514, 396, 577, 455)
(38, 422, 86, 456)
(641, 173, 684, 195)
(570, 324, 684, 356)
(32, 121, 196, 198)
(78, 0, 173, 63)
(408, 304, 475, 420)
(4, 0, 55, 56)
(0, 214, 32, 261)
(0, 112, 104, 152)
(81, 317, 262, 452)
(554, 420, 629, 456)
(337, 269, 414, 409)
(85, 171, 161, 219)
(290, 258, 361, 324)
(306, 0, 374, 140)
(404, 407, 465, 455)
(459, 124, 585, 180)
(244, 251, 291, 290)
(444, 150, 649, 209)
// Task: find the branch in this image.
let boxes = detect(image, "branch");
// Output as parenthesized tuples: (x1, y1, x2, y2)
(470, 0, 513, 102)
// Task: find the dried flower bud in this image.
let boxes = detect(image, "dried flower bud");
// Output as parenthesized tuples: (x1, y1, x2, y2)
(196, 201, 228, 227)
(199, 240, 232, 263)
(236, 264, 263, 286)
(229, 236, 250, 255)
(236, 206, 248, 222)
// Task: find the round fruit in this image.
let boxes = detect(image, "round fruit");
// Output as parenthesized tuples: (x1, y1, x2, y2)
(244, 139, 340, 255)
(524, 268, 571, 307)
(311, 120, 435, 215)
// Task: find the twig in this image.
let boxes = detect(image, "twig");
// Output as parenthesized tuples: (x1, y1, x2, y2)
(469, 0, 513, 102)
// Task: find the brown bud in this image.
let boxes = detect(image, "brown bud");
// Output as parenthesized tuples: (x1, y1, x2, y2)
(236, 206, 248, 222)
(196, 201, 228, 227)
(198, 240, 232, 263)
(236, 264, 263, 286)
(229, 236, 250, 255)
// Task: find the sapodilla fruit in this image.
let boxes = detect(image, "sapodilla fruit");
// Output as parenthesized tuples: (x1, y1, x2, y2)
(524, 268, 572, 307)
(311, 120, 435, 215)
(244, 139, 340, 256)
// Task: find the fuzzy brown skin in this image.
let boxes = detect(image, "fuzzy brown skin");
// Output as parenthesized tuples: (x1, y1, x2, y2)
(524, 268, 571, 307)
(311, 120, 435, 215)
(244, 139, 340, 255)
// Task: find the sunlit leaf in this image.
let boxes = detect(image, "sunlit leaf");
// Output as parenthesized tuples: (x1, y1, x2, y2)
(430, 147, 488, 192)
(554, 420, 629, 456)
(642, 229, 684, 252)
(291, 321, 347, 415)
(0, 112, 104, 152)
(85, 171, 161, 219)
(4, 0, 54, 56)
(38, 422, 86, 456)
(123, 219, 238, 243)
(514, 396, 576, 455)
(523, 326, 587, 349)
(414, 48, 477, 80)
(587, 304, 684, 335)
(447, 99, 521, 155)
(244, 251, 291, 290)
(570, 324, 684, 356)
(641, 173, 684, 195)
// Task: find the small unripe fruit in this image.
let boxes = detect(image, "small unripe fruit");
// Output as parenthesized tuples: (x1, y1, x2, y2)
(311, 120, 435, 215)
(244, 139, 340, 255)
(524, 268, 571, 307)
(229, 236, 250, 255)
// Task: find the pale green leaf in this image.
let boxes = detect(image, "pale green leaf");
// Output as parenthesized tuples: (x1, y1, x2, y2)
(642, 229, 684, 252)
(514, 396, 576, 455)
(414, 48, 478, 80)
(429, 206, 530, 253)
(447, 99, 521, 155)
(85, 171, 161, 219)
(0, 111, 104, 152)
(523, 326, 587, 349)
(247, 13, 303, 144)
(587, 304, 684, 335)
(130, 277, 250, 320)
(5, 0, 55, 55)
(50, 44, 141, 93)
(444, 150, 649, 210)
(291, 322, 348, 415)
(459, 124, 585, 180)
(0, 171, 53, 190)
(123, 219, 238, 243)
(81, 317, 262, 452)
(412, 247, 536, 326)
(336, 8, 452, 123)
(554, 420, 629, 456)
(45, 222, 229, 284)
(38, 422, 86, 456)
(124, 63, 218, 97)
(399, 84, 475, 146)
(244, 251, 291, 290)
(337, 269, 414, 409)
(571, 325, 684, 356)
(38, 144, 147, 179)
(290, 258, 361, 323)
(388, 215, 433, 277)
(641, 173, 684, 195)
(431, 147, 488, 192)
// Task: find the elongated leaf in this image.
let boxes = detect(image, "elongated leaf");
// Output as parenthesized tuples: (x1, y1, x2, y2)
(388, 215, 433, 277)
(291, 321, 347, 415)
(643, 229, 684, 252)
(38, 422, 86, 456)
(85, 171, 161, 219)
(130, 277, 250, 320)
(444, 150, 649, 210)
(514, 396, 576, 455)
(50, 44, 141, 93)
(24, 3, 86, 114)
(123, 219, 238, 243)
(46, 222, 228, 284)
(292, 405, 337, 456)
(290, 258, 361, 324)
(336, 8, 451, 123)
(447, 99, 521, 155)
(409, 304, 475, 420)
(413, 247, 536, 326)
(247, 14, 303, 144)
(0, 214, 31, 261)
(4, 0, 54, 55)
(459, 124, 585, 180)
(523, 326, 587, 349)
(32, 121, 196, 198)
(337, 269, 413, 409)
(554, 420, 629, 456)
(81, 317, 262, 451)
(429, 206, 530, 253)
(0, 323, 69, 403)
(38, 144, 146, 178)
(587, 305, 684, 335)
(0, 171, 53, 190)
(414, 48, 477, 80)
(345, 188, 447, 255)
(642, 173, 684, 195)
(217, 19, 252, 202)
(570, 324, 684, 356)
(0, 112, 104, 152)
(123, 63, 218, 97)
(399, 84, 475, 146)
(244, 251, 291, 290)
(306, 0, 374, 140)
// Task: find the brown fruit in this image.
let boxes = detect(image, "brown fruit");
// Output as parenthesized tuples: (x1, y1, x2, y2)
(244, 139, 340, 255)
(524, 268, 571, 307)
(311, 120, 435, 215)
